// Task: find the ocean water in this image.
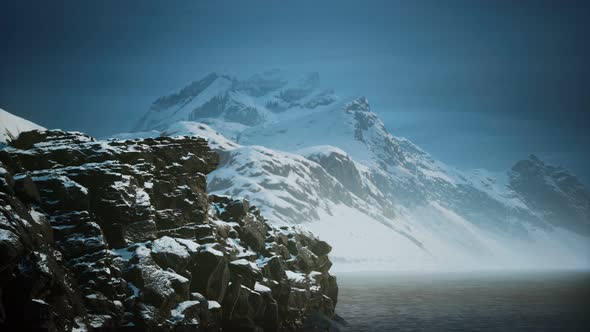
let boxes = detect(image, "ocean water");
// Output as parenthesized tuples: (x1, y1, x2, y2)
(334, 270, 590, 332)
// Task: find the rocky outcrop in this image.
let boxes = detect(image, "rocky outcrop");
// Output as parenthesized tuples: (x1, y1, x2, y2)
(0, 130, 338, 331)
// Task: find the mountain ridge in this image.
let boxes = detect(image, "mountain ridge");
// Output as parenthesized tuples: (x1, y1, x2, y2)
(123, 71, 590, 270)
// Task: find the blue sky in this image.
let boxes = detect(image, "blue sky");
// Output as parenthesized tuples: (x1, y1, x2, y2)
(1, 0, 588, 182)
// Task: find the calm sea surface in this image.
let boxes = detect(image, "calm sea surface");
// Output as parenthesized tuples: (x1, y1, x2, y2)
(334, 270, 590, 332)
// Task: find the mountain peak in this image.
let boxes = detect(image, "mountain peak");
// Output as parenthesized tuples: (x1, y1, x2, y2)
(237, 69, 289, 96)
(149, 72, 234, 113)
(512, 154, 568, 177)
(528, 154, 542, 163)
(136, 70, 337, 131)
(344, 96, 371, 113)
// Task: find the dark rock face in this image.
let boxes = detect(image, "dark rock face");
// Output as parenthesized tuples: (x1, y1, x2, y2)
(1, 166, 81, 331)
(509, 154, 590, 236)
(0, 130, 338, 331)
(305, 151, 365, 201)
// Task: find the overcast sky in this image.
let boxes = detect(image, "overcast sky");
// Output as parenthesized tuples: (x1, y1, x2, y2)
(1, 0, 589, 182)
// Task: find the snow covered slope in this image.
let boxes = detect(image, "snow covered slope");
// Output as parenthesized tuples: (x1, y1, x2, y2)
(0, 108, 45, 144)
(124, 70, 590, 270)
(115, 122, 400, 237)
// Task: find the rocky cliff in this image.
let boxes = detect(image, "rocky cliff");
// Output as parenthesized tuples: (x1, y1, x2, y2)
(0, 129, 338, 331)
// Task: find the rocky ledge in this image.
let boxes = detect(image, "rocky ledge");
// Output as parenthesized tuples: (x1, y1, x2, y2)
(0, 130, 338, 331)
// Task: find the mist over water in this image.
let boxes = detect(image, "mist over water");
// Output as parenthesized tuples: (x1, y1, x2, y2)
(335, 270, 590, 331)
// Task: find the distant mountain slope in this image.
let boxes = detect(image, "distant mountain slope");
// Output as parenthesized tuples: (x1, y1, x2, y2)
(124, 70, 590, 270)
(0, 108, 45, 144)
(135, 70, 336, 132)
(509, 154, 590, 235)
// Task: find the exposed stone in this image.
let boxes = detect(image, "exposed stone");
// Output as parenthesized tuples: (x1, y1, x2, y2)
(0, 130, 337, 331)
(229, 259, 263, 290)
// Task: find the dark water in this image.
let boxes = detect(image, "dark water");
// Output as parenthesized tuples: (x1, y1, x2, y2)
(335, 270, 590, 332)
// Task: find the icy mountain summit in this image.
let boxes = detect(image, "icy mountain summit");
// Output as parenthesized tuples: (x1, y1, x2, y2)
(135, 70, 335, 132)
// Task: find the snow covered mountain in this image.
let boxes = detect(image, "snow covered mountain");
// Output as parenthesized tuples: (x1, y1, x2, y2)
(0, 108, 45, 145)
(134, 70, 334, 132)
(126, 70, 590, 270)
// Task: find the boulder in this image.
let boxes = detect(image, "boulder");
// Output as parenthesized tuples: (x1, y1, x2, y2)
(261, 256, 287, 281)
(229, 259, 263, 290)
(150, 236, 191, 272)
(13, 175, 40, 203)
(191, 245, 230, 302)
(241, 215, 267, 252)
(310, 239, 332, 256)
